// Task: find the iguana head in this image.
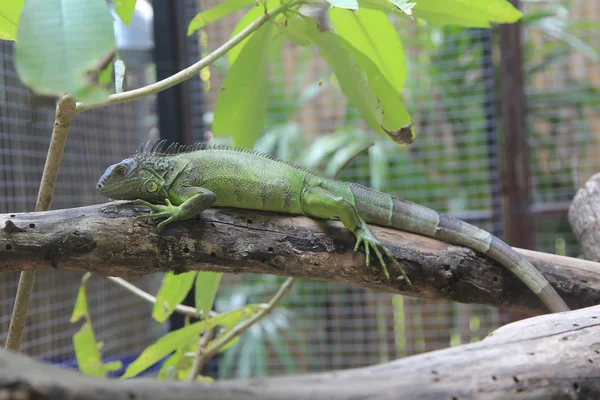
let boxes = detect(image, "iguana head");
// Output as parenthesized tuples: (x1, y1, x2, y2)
(97, 157, 166, 201)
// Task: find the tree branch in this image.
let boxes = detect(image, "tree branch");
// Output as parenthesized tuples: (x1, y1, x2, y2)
(1, 304, 599, 399)
(74, 2, 296, 114)
(569, 172, 600, 261)
(5, 95, 76, 351)
(1, 201, 599, 315)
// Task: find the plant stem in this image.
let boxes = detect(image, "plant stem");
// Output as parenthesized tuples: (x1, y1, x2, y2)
(187, 327, 216, 382)
(5, 95, 76, 351)
(74, 1, 295, 115)
(106, 277, 217, 319)
(201, 277, 295, 361)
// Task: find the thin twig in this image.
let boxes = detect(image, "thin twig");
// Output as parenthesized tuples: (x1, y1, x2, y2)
(106, 276, 217, 319)
(74, 1, 298, 115)
(5, 95, 76, 352)
(187, 327, 216, 382)
(200, 277, 295, 360)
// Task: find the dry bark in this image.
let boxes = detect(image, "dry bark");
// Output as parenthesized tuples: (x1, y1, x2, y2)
(1, 201, 600, 314)
(1, 304, 599, 400)
(569, 172, 600, 261)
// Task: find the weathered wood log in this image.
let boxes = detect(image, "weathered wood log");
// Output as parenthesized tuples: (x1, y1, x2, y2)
(569, 172, 600, 261)
(1, 201, 599, 314)
(1, 304, 599, 400)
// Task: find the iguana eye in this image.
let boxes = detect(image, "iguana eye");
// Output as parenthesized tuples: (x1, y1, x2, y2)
(115, 166, 126, 176)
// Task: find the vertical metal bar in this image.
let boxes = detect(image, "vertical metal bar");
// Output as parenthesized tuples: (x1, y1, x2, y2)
(498, 1, 534, 249)
(479, 28, 504, 239)
(152, 0, 194, 146)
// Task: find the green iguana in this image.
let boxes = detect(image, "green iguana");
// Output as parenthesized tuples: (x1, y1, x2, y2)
(97, 141, 569, 313)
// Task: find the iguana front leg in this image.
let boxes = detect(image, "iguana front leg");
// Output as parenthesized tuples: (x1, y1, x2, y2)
(301, 187, 411, 285)
(134, 187, 216, 232)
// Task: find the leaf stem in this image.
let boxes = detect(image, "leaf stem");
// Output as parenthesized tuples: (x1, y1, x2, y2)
(74, 1, 295, 114)
(5, 95, 76, 351)
(106, 277, 217, 319)
(186, 327, 216, 382)
(198, 277, 295, 362)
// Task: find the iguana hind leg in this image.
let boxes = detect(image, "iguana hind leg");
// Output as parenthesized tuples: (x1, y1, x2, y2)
(135, 187, 216, 232)
(301, 187, 411, 285)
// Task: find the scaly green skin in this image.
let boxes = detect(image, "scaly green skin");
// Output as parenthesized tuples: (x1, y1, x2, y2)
(97, 142, 570, 313)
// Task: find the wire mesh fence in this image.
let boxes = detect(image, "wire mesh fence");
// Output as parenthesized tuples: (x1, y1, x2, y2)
(0, 0, 598, 381)
(0, 37, 163, 363)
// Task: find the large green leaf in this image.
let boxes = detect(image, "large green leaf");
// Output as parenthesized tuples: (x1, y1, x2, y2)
(122, 304, 264, 379)
(0, 0, 23, 41)
(71, 273, 122, 377)
(14, 0, 116, 103)
(195, 271, 223, 319)
(113, 0, 136, 26)
(213, 23, 275, 148)
(411, 0, 523, 27)
(330, 7, 406, 91)
(289, 15, 412, 145)
(359, 0, 522, 27)
(188, 0, 255, 36)
(152, 271, 197, 323)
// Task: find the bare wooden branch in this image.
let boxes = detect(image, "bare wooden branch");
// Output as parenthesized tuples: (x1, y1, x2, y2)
(1, 304, 599, 399)
(1, 201, 599, 314)
(6, 94, 77, 352)
(569, 172, 600, 261)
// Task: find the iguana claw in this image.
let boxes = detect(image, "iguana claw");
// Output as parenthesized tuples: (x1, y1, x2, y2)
(133, 199, 180, 233)
(354, 223, 412, 287)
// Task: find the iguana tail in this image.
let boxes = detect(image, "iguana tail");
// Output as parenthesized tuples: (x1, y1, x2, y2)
(349, 184, 570, 313)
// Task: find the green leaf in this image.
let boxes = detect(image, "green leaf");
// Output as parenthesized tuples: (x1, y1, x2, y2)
(113, 0, 137, 26)
(71, 273, 122, 377)
(122, 304, 264, 379)
(292, 15, 412, 145)
(188, 0, 255, 36)
(14, 0, 116, 103)
(411, 0, 523, 27)
(0, 0, 23, 41)
(195, 271, 223, 319)
(152, 272, 197, 323)
(324, 139, 373, 177)
(213, 23, 275, 148)
(278, 14, 311, 46)
(330, 7, 406, 91)
(326, 0, 358, 9)
(228, 0, 279, 66)
(369, 141, 389, 191)
(359, 0, 523, 27)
